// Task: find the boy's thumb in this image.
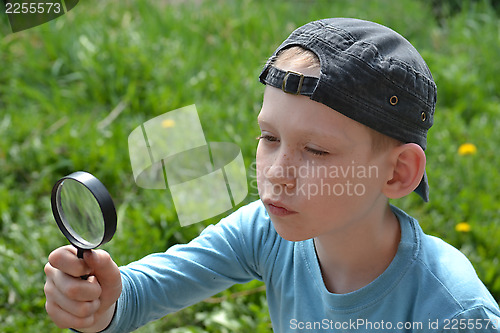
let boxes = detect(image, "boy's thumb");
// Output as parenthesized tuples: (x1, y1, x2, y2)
(83, 249, 122, 301)
(83, 250, 122, 314)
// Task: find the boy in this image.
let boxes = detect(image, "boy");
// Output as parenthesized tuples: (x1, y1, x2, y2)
(44, 18, 500, 332)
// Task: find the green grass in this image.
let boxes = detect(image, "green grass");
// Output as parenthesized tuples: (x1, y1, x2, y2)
(1, 0, 499, 331)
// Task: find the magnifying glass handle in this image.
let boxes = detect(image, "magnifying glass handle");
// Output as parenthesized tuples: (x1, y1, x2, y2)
(76, 248, 89, 280)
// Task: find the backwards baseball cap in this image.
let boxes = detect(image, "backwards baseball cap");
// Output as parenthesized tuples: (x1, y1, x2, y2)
(259, 18, 437, 201)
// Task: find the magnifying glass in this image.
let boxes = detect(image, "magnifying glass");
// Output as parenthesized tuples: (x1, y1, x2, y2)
(51, 171, 117, 278)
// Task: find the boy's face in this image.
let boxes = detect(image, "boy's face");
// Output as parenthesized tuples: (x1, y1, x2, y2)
(256, 85, 393, 242)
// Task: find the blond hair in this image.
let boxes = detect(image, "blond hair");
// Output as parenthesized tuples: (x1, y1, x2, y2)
(274, 46, 321, 73)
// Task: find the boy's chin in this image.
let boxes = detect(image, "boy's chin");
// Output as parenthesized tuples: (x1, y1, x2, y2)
(271, 222, 314, 242)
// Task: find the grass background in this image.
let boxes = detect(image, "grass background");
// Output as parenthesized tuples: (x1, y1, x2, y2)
(1, 0, 499, 331)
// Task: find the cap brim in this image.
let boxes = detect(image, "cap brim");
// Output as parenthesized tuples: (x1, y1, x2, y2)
(414, 171, 429, 202)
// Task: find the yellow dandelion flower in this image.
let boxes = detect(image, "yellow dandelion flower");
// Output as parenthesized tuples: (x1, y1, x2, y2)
(458, 143, 477, 156)
(455, 222, 471, 233)
(161, 119, 175, 128)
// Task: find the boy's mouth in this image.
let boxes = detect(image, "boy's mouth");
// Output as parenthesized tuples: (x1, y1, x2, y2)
(263, 199, 298, 216)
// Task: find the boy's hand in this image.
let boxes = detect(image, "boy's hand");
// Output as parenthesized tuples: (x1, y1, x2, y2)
(44, 246, 122, 332)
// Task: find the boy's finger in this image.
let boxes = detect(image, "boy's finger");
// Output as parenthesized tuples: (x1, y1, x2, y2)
(48, 245, 91, 278)
(45, 263, 101, 302)
(46, 280, 100, 318)
(45, 300, 96, 330)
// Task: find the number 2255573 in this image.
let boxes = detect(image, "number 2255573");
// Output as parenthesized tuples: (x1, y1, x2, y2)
(5, 2, 62, 14)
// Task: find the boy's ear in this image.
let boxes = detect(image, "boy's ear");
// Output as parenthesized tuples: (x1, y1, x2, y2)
(382, 143, 426, 199)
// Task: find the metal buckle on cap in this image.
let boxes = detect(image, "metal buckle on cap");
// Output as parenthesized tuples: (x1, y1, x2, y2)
(282, 70, 305, 95)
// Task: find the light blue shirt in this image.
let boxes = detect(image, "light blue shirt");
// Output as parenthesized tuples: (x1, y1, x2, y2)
(103, 201, 500, 332)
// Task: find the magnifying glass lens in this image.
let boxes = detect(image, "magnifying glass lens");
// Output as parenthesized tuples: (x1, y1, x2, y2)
(52, 171, 117, 279)
(57, 179, 105, 247)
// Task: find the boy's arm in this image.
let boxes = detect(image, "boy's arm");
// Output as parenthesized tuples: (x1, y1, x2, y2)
(100, 202, 269, 332)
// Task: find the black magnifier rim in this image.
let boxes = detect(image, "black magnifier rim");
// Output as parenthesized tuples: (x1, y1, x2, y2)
(51, 171, 117, 251)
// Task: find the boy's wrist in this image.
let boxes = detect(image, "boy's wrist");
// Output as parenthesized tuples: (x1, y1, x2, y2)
(96, 302, 118, 333)
(72, 302, 118, 333)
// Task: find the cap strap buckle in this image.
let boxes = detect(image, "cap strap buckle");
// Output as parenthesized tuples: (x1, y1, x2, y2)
(282, 70, 305, 95)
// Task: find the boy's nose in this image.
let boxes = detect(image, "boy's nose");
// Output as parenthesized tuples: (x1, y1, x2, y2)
(265, 151, 296, 189)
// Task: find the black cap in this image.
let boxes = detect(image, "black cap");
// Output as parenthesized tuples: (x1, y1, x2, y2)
(260, 18, 437, 201)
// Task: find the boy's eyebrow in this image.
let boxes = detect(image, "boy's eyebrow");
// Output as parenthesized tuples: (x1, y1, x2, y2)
(302, 128, 349, 143)
(257, 117, 349, 143)
(256, 117, 276, 130)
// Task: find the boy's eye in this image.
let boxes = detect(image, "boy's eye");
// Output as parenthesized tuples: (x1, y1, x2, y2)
(305, 147, 329, 156)
(256, 135, 279, 143)
(256, 135, 328, 156)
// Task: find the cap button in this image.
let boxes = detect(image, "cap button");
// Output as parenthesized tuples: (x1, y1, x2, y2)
(389, 95, 398, 106)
